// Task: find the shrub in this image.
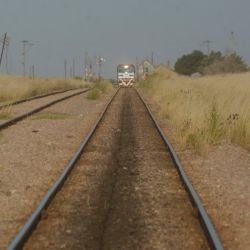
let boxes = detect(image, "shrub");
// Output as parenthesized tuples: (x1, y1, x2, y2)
(206, 103, 224, 143)
(86, 88, 101, 100)
(204, 53, 247, 75)
(0, 106, 12, 120)
(175, 50, 205, 75)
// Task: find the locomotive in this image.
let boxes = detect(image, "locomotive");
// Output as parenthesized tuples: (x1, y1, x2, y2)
(117, 64, 136, 87)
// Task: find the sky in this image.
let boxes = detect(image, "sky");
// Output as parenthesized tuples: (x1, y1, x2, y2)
(1, 0, 250, 78)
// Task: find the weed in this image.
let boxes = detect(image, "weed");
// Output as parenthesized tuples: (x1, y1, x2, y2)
(31, 113, 75, 120)
(86, 81, 113, 100)
(0, 106, 12, 120)
(231, 119, 247, 146)
(87, 88, 101, 100)
(206, 103, 224, 143)
(187, 133, 200, 151)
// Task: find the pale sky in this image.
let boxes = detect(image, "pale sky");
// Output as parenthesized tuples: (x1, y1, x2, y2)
(1, 0, 250, 78)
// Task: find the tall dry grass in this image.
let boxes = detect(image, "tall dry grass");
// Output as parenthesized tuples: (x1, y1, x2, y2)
(140, 70, 250, 153)
(0, 75, 88, 103)
(86, 80, 114, 100)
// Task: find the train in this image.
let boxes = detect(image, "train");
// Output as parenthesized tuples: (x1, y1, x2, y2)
(117, 64, 136, 87)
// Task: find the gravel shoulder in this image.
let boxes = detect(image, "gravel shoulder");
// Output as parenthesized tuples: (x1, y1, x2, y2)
(139, 89, 250, 250)
(0, 89, 115, 249)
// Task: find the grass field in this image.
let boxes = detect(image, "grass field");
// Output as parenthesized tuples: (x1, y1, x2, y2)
(140, 68, 250, 153)
(0, 75, 88, 103)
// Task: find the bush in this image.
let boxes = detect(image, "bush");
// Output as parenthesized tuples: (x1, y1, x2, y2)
(206, 104, 224, 143)
(175, 50, 205, 75)
(204, 53, 248, 74)
(175, 50, 247, 76)
(86, 88, 101, 100)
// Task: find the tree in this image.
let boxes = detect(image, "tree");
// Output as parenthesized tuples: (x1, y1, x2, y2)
(175, 50, 247, 75)
(203, 53, 247, 74)
(201, 51, 223, 68)
(174, 50, 206, 75)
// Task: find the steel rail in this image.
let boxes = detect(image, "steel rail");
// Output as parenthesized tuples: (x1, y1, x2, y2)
(7, 88, 120, 250)
(135, 88, 224, 250)
(0, 88, 90, 131)
(0, 88, 86, 110)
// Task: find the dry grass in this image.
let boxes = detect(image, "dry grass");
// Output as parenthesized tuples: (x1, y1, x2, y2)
(0, 75, 88, 103)
(0, 105, 12, 120)
(86, 80, 113, 100)
(140, 69, 250, 153)
(31, 112, 76, 120)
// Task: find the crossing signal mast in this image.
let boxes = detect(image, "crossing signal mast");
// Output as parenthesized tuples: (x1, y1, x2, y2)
(96, 56, 105, 81)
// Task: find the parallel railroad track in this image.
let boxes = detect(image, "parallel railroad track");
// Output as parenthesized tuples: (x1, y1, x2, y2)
(0, 88, 83, 110)
(7, 87, 224, 250)
(0, 88, 90, 131)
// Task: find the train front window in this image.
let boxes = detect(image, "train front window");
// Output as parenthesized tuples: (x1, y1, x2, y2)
(118, 66, 135, 74)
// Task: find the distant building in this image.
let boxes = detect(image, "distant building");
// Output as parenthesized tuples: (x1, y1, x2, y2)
(191, 72, 202, 78)
(138, 59, 155, 80)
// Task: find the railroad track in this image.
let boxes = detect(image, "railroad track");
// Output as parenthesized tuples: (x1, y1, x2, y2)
(0, 88, 90, 131)
(0, 88, 84, 111)
(7, 88, 223, 250)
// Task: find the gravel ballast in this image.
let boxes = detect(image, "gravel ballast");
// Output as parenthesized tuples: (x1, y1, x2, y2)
(24, 88, 208, 249)
(0, 89, 115, 248)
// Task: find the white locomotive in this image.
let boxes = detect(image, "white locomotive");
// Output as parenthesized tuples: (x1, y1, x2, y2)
(117, 64, 136, 87)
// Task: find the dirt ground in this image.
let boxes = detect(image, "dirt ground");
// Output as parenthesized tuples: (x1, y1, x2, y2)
(0, 89, 115, 249)
(24, 88, 208, 250)
(140, 90, 250, 250)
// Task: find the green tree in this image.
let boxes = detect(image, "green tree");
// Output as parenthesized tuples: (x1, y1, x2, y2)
(175, 50, 247, 75)
(174, 50, 206, 75)
(201, 51, 223, 68)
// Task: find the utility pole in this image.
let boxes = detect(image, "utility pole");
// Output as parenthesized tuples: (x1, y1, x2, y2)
(84, 50, 88, 81)
(0, 33, 7, 69)
(1, 34, 10, 74)
(5, 39, 9, 74)
(29, 65, 35, 79)
(70, 67, 73, 78)
(167, 60, 171, 68)
(64, 59, 67, 79)
(32, 65, 35, 79)
(230, 31, 235, 54)
(136, 57, 139, 81)
(73, 58, 75, 78)
(203, 40, 211, 54)
(22, 40, 33, 77)
(151, 51, 154, 65)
